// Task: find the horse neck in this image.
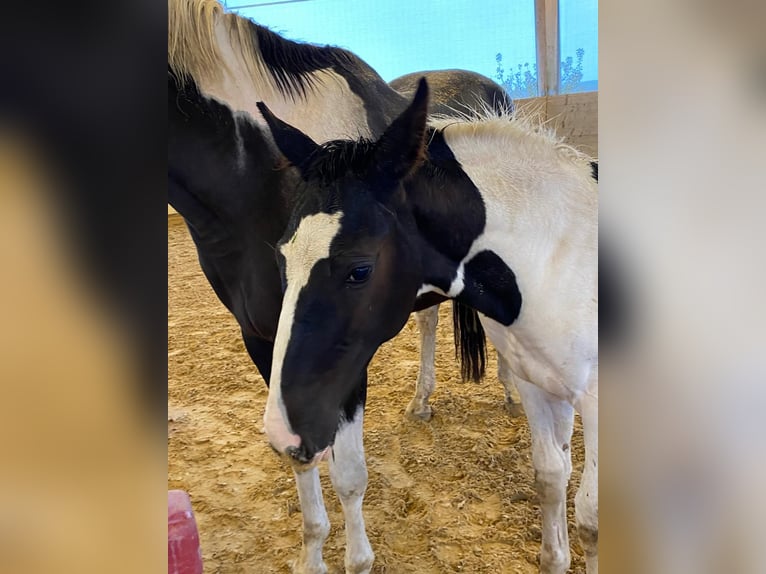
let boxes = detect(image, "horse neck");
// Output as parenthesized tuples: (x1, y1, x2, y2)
(193, 16, 404, 143)
(169, 78, 292, 237)
(457, 130, 595, 238)
(409, 130, 597, 295)
(169, 79, 291, 339)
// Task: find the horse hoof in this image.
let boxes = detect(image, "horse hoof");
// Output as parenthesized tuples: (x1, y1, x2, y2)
(291, 557, 328, 574)
(292, 563, 328, 574)
(345, 553, 374, 574)
(404, 403, 432, 422)
(504, 400, 524, 418)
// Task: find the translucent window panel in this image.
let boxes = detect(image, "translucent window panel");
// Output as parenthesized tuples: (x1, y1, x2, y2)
(228, 0, 537, 96)
(559, 0, 598, 93)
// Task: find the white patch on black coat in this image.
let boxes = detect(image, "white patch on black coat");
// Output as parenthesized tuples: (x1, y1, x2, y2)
(232, 112, 247, 172)
(201, 19, 372, 143)
(263, 212, 343, 454)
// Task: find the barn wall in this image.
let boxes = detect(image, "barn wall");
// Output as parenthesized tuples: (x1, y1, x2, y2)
(515, 91, 598, 157)
(168, 91, 598, 218)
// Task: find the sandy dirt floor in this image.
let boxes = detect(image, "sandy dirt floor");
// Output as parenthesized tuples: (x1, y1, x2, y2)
(168, 215, 586, 573)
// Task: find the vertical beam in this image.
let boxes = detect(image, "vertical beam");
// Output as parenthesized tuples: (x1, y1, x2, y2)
(535, 0, 560, 96)
(545, 0, 560, 95)
(535, 0, 548, 96)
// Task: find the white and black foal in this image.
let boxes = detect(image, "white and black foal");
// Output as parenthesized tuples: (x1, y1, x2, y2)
(259, 79, 598, 574)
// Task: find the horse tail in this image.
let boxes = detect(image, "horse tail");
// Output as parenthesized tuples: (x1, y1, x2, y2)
(452, 301, 487, 382)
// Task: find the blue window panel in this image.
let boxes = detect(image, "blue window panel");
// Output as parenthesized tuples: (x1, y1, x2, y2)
(228, 0, 537, 97)
(559, 0, 598, 93)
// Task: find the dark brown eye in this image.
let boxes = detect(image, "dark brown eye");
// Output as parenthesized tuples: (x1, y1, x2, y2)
(346, 265, 373, 284)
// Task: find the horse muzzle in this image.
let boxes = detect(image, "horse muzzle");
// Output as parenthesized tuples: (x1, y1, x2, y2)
(285, 444, 332, 466)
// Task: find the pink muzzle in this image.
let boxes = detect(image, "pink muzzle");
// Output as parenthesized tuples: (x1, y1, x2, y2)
(263, 403, 332, 466)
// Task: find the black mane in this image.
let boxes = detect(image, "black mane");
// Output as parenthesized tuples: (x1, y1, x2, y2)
(252, 23, 359, 100)
(301, 138, 378, 184)
(300, 128, 457, 185)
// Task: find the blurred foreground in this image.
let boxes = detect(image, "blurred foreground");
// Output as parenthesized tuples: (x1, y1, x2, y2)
(601, 1, 766, 572)
(0, 1, 166, 573)
(0, 137, 165, 572)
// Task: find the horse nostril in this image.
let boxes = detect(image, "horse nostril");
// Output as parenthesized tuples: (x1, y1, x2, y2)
(285, 445, 313, 464)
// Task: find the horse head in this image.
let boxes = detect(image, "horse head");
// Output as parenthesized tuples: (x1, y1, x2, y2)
(258, 80, 431, 465)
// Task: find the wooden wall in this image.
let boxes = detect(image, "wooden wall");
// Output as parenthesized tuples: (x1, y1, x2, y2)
(515, 91, 598, 157)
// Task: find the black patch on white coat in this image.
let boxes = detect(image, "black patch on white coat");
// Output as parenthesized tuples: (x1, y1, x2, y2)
(407, 130, 501, 379)
(408, 129, 487, 288)
(458, 250, 523, 326)
(412, 133, 522, 327)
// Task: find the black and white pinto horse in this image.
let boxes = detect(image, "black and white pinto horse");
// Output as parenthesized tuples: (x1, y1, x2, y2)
(168, 1, 516, 572)
(258, 80, 598, 574)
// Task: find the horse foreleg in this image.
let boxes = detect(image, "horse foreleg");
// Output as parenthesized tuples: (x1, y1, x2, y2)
(293, 466, 330, 574)
(405, 305, 439, 421)
(515, 379, 575, 574)
(328, 408, 374, 574)
(574, 371, 598, 574)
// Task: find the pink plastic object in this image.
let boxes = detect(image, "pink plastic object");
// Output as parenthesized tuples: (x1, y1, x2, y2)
(168, 490, 203, 574)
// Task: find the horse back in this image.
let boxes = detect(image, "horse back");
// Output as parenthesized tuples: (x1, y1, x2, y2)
(390, 70, 513, 116)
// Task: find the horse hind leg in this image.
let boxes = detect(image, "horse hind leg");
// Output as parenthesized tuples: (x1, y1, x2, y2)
(574, 372, 598, 574)
(293, 467, 330, 574)
(405, 304, 439, 421)
(497, 350, 524, 418)
(328, 408, 374, 574)
(515, 378, 575, 574)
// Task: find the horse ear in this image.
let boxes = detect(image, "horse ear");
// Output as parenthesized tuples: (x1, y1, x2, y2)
(370, 78, 430, 194)
(257, 102, 319, 175)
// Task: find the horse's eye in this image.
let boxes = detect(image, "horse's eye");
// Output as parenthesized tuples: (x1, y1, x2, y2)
(346, 265, 373, 284)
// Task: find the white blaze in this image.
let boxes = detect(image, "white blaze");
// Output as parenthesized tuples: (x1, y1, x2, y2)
(263, 211, 343, 454)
